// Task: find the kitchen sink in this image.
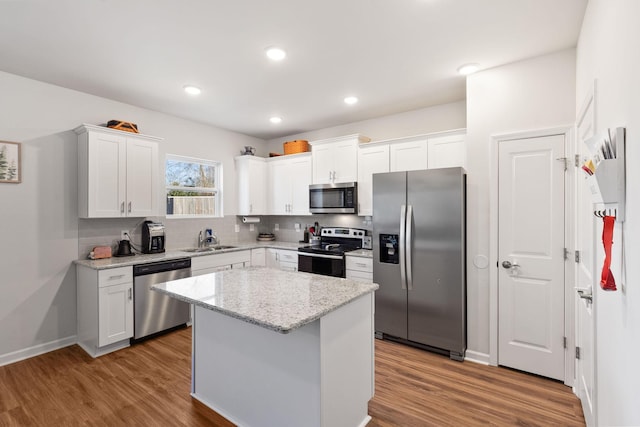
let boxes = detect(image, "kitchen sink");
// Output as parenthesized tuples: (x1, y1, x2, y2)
(183, 245, 237, 253)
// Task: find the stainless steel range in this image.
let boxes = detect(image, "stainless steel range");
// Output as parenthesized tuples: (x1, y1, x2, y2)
(298, 227, 368, 277)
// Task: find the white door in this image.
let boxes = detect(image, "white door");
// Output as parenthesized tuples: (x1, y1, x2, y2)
(126, 138, 158, 217)
(88, 132, 126, 217)
(389, 139, 428, 172)
(357, 144, 390, 216)
(498, 134, 566, 380)
(98, 283, 133, 346)
(289, 156, 312, 215)
(575, 91, 597, 426)
(427, 133, 466, 169)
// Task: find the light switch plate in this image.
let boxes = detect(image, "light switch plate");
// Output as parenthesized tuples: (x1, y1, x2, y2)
(274, 223, 279, 231)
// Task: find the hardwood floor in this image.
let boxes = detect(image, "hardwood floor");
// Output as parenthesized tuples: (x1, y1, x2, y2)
(0, 328, 584, 426)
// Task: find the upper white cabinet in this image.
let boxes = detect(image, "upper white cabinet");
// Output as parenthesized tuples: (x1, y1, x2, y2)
(389, 137, 429, 172)
(357, 144, 390, 216)
(427, 132, 466, 169)
(268, 153, 312, 215)
(75, 124, 161, 218)
(235, 156, 267, 215)
(311, 135, 369, 184)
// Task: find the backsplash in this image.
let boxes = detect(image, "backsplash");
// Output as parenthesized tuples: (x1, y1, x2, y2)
(77, 214, 372, 259)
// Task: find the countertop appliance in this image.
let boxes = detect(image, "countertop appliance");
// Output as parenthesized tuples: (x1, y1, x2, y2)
(309, 182, 357, 214)
(132, 258, 191, 340)
(141, 220, 165, 254)
(298, 227, 368, 277)
(373, 167, 466, 361)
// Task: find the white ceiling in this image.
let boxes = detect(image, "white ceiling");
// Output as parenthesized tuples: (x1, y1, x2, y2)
(0, 0, 587, 140)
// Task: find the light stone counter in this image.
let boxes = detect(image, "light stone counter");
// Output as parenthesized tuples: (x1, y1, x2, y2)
(152, 267, 378, 333)
(74, 241, 305, 270)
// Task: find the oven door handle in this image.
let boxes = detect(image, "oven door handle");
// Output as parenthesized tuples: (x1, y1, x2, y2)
(298, 252, 344, 260)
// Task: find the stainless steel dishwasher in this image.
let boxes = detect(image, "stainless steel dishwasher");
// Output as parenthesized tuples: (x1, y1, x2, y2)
(133, 258, 192, 340)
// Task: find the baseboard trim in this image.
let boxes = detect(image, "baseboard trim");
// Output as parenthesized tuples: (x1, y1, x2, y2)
(464, 350, 490, 365)
(0, 335, 77, 367)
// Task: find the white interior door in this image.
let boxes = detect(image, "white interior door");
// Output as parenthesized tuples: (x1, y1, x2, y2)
(498, 134, 566, 380)
(575, 91, 597, 426)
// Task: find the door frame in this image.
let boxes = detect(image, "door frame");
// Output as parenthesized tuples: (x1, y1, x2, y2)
(489, 125, 575, 386)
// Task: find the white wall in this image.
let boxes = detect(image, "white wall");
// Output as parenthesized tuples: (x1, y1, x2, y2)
(576, 1, 640, 424)
(266, 100, 466, 149)
(465, 50, 577, 358)
(0, 71, 263, 363)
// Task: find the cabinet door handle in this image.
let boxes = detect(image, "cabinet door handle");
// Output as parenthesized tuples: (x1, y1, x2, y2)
(276, 253, 279, 261)
(128, 202, 132, 213)
(109, 274, 125, 280)
(128, 288, 132, 300)
(328, 171, 332, 182)
(121, 202, 125, 214)
(356, 262, 367, 268)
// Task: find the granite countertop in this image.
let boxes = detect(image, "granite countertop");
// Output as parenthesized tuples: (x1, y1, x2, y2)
(345, 249, 373, 258)
(152, 267, 378, 334)
(74, 241, 305, 270)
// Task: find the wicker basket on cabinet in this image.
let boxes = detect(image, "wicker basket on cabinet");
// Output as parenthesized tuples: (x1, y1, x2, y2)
(283, 140, 309, 155)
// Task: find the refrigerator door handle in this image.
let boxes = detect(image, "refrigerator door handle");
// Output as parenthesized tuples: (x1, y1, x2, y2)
(406, 204, 413, 290)
(400, 204, 407, 290)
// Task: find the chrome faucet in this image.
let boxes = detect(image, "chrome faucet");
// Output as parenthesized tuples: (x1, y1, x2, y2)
(198, 230, 205, 248)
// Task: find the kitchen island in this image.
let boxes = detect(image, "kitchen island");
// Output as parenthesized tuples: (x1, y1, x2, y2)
(153, 267, 378, 427)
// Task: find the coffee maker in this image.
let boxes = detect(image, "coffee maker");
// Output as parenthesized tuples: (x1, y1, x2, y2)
(141, 221, 166, 254)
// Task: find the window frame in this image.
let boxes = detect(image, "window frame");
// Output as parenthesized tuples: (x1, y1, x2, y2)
(165, 154, 223, 219)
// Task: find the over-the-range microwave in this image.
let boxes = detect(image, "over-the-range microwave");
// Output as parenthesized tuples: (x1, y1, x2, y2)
(309, 182, 357, 214)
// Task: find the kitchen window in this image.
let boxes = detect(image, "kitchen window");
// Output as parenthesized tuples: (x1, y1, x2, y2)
(165, 154, 222, 218)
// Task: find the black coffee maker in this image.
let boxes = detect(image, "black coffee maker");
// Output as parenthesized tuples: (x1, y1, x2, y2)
(142, 221, 166, 254)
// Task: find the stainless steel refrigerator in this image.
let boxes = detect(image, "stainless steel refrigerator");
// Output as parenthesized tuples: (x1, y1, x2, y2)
(373, 167, 466, 361)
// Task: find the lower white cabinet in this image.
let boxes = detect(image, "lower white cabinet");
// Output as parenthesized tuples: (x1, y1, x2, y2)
(191, 250, 251, 276)
(251, 248, 266, 266)
(345, 255, 373, 283)
(77, 265, 134, 357)
(267, 248, 298, 271)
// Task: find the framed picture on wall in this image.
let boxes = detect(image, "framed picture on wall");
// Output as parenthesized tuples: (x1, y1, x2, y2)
(0, 141, 21, 183)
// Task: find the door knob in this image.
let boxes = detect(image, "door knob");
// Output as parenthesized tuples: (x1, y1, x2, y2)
(502, 260, 520, 269)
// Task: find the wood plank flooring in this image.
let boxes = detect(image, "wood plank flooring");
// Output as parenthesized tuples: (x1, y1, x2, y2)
(0, 327, 584, 426)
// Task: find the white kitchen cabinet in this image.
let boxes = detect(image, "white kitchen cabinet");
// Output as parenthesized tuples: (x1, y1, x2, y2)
(311, 135, 369, 184)
(266, 248, 298, 271)
(267, 153, 312, 215)
(235, 156, 267, 215)
(251, 248, 266, 266)
(191, 250, 252, 276)
(357, 144, 390, 216)
(77, 265, 134, 357)
(75, 124, 161, 218)
(427, 131, 466, 169)
(345, 255, 373, 283)
(389, 136, 429, 172)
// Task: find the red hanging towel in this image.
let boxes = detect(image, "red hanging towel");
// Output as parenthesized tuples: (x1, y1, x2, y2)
(600, 215, 617, 291)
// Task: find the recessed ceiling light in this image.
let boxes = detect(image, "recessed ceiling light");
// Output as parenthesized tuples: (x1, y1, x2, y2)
(344, 96, 358, 105)
(270, 116, 282, 124)
(457, 63, 480, 75)
(183, 85, 201, 95)
(265, 47, 286, 61)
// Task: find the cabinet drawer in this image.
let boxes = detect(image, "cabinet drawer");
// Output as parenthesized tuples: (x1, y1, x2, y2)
(346, 269, 373, 282)
(279, 250, 298, 263)
(98, 267, 133, 287)
(345, 256, 373, 273)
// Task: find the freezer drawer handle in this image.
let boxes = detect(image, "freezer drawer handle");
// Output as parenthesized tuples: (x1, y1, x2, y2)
(400, 205, 407, 290)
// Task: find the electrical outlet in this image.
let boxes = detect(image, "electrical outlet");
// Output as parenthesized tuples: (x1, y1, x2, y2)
(294, 223, 300, 231)
(274, 223, 279, 231)
(235, 224, 240, 233)
(121, 230, 129, 240)
(249, 224, 255, 232)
